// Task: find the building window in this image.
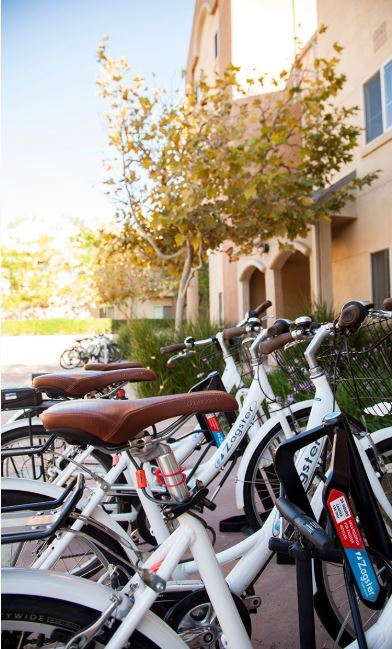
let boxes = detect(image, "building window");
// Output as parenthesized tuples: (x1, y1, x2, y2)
(363, 59, 392, 143)
(371, 249, 390, 308)
(153, 305, 173, 319)
(385, 60, 392, 128)
(99, 306, 115, 318)
(214, 30, 219, 59)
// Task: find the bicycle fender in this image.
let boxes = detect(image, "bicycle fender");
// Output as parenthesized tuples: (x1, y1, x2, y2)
(2, 569, 188, 649)
(368, 426, 392, 447)
(2, 409, 25, 424)
(1, 416, 43, 434)
(1, 479, 137, 561)
(1, 477, 64, 498)
(234, 399, 314, 509)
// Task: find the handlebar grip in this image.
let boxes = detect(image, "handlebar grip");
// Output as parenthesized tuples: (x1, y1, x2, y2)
(267, 319, 291, 337)
(253, 300, 272, 317)
(383, 297, 392, 310)
(160, 342, 187, 354)
(338, 304, 361, 329)
(222, 325, 248, 340)
(337, 300, 369, 331)
(259, 331, 293, 355)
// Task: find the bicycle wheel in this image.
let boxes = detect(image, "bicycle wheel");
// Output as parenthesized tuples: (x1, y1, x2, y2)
(59, 346, 84, 369)
(314, 436, 392, 646)
(2, 594, 158, 648)
(2, 487, 132, 579)
(1, 426, 112, 483)
(108, 342, 124, 362)
(242, 407, 312, 531)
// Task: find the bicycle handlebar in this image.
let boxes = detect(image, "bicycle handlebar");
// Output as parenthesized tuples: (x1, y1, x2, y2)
(259, 331, 294, 355)
(222, 325, 248, 340)
(337, 300, 371, 331)
(160, 342, 187, 354)
(237, 299, 272, 326)
(267, 319, 291, 337)
(252, 299, 272, 317)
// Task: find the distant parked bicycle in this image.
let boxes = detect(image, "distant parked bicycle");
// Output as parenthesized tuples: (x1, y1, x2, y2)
(59, 334, 123, 369)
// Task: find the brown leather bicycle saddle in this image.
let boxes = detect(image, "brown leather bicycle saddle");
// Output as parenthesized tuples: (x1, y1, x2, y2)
(84, 361, 143, 371)
(33, 368, 156, 399)
(41, 391, 238, 447)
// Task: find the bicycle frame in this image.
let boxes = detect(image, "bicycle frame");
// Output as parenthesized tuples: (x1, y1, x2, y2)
(4, 414, 391, 649)
(4, 324, 391, 591)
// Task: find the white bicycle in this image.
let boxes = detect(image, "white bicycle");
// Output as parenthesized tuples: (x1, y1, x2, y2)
(2, 301, 392, 645)
(2, 408, 391, 649)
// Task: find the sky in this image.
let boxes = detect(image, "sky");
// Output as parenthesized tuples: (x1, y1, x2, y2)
(2, 0, 195, 235)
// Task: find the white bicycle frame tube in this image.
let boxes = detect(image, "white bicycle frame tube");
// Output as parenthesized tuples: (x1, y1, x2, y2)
(216, 332, 244, 392)
(104, 512, 253, 649)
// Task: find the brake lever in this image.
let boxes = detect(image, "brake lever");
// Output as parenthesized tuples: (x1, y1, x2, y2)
(166, 350, 196, 367)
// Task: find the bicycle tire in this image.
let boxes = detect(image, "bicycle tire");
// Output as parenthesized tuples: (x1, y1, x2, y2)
(2, 594, 158, 648)
(1, 426, 113, 482)
(1, 426, 149, 542)
(313, 435, 392, 646)
(108, 342, 124, 362)
(59, 346, 84, 369)
(242, 407, 312, 531)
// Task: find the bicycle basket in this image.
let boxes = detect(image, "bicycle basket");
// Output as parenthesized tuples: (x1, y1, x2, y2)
(317, 315, 392, 419)
(273, 340, 314, 396)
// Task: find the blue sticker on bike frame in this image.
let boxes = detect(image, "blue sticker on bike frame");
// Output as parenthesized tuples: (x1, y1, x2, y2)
(212, 430, 225, 447)
(345, 549, 380, 602)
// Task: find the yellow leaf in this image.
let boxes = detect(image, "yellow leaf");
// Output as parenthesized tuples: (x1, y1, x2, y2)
(175, 233, 185, 246)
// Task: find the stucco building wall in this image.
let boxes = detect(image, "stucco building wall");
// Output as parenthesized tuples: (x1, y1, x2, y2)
(186, 0, 392, 322)
(317, 0, 392, 306)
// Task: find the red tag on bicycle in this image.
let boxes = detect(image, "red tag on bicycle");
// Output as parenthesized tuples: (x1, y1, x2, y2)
(327, 489, 363, 549)
(326, 488, 380, 603)
(136, 469, 147, 489)
(206, 414, 221, 432)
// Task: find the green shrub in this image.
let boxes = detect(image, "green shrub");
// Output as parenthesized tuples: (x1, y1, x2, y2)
(117, 318, 224, 397)
(3, 319, 126, 335)
(301, 299, 338, 323)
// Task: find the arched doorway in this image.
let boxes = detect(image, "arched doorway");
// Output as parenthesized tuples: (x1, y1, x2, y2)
(280, 251, 311, 318)
(249, 268, 266, 311)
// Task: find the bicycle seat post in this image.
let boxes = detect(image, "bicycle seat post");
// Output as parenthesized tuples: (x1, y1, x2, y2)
(155, 441, 191, 503)
(129, 434, 191, 503)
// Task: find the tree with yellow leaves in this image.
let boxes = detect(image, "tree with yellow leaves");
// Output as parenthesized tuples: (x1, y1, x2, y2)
(98, 35, 376, 329)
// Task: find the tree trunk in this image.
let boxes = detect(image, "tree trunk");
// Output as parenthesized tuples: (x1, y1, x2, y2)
(174, 244, 194, 331)
(186, 271, 199, 323)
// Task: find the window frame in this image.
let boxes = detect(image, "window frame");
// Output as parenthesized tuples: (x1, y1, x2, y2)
(363, 57, 392, 144)
(214, 29, 219, 59)
(370, 248, 391, 309)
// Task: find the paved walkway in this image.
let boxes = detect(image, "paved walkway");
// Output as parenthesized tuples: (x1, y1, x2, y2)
(1, 334, 333, 647)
